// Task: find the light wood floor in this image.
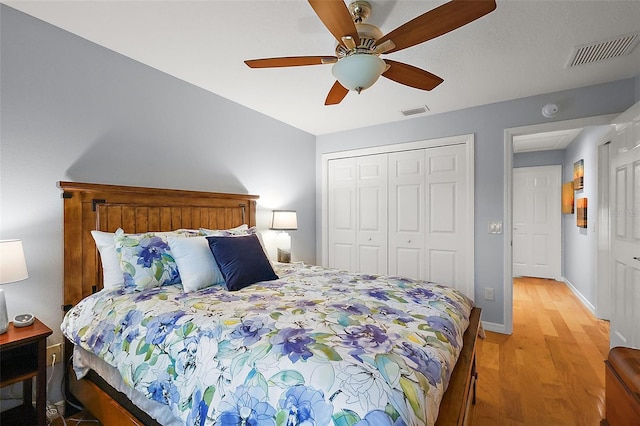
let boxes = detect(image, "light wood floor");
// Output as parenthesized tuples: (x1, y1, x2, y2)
(471, 277, 610, 425)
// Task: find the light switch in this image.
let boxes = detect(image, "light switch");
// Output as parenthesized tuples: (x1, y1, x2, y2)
(484, 287, 495, 300)
(488, 221, 503, 234)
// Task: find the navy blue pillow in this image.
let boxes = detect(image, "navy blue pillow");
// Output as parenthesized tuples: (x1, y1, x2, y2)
(206, 234, 278, 291)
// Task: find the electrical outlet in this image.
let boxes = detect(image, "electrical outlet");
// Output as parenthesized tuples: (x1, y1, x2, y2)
(484, 287, 495, 301)
(46, 343, 63, 365)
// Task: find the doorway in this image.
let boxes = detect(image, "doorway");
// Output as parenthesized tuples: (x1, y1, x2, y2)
(503, 114, 617, 334)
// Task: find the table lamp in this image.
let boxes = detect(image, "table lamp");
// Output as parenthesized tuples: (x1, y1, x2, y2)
(0, 240, 29, 334)
(270, 210, 297, 263)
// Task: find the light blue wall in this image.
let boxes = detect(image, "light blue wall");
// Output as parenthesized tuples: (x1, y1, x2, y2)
(2, 3, 638, 406)
(562, 125, 612, 305)
(513, 149, 564, 168)
(316, 79, 636, 328)
(0, 5, 315, 403)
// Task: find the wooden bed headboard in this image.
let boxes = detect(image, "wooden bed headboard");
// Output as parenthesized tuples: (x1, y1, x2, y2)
(58, 181, 258, 310)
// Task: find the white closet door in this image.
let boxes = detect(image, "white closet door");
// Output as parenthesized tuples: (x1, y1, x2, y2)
(327, 157, 357, 271)
(425, 144, 469, 295)
(389, 150, 426, 279)
(357, 154, 388, 274)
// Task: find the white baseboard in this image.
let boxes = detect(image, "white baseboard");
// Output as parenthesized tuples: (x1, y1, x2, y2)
(481, 321, 509, 334)
(562, 277, 596, 315)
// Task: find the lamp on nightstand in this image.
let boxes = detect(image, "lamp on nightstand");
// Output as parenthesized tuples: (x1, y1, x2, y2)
(270, 210, 297, 263)
(0, 240, 29, 334)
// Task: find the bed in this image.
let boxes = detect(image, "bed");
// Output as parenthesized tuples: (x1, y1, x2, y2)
(58, 181, 481, 426)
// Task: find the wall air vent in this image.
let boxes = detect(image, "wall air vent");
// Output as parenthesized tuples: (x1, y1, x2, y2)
(401, 105, 429, 117)
(567, 32, 639, 67)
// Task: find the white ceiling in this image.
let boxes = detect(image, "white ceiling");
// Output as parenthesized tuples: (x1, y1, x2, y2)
(513, 127, 583, 153)
(3, 0, 640, 136)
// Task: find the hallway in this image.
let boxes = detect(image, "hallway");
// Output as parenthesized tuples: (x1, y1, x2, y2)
(472, 277, 610, 425)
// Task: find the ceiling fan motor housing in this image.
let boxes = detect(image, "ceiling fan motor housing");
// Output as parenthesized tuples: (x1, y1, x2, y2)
(336, 23, 383, 57)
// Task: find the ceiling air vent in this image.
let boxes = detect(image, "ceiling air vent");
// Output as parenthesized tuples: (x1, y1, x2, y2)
(567, 32, 639, 67)
(401, 105, 429, 117)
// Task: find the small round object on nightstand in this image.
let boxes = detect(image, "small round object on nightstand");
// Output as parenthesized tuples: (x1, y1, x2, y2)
(13, 313, 34, 327)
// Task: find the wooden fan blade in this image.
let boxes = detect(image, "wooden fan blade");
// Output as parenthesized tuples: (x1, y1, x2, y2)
(382, 60, 444, 91)
(377, 0, 496, 54)
(308, 0, 360, 47)
(325, 81, 349, 105)
(245, 56, 337, 68)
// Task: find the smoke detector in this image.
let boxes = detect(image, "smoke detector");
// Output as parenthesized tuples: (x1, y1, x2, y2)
(542, 103, 560, 118)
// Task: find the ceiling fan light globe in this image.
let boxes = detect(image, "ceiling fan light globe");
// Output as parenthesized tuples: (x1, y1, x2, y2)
(332, 54, 386, 92)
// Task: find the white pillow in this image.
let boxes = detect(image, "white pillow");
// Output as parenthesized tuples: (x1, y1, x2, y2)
(90, 230, 124, 289)
(198, 224, 249, 236)
(199, 225, 269, 258)
(167, 235, 225, 292)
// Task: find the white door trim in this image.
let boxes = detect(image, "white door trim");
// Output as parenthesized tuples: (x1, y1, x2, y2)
(596, 135, 613, 320)
(503, 114, 617, 335)
(321, 134, 474, 295)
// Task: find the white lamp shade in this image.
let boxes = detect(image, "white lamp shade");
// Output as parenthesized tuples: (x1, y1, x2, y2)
(0, 240, 29, 284)
(331, 54, 386, 92)
(270, 210, 298, 231)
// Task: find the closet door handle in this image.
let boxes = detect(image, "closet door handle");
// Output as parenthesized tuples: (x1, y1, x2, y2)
(633, 257, 640, 261)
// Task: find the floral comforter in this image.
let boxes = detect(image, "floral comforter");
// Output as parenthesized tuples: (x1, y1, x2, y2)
(61, 263, 473, 426)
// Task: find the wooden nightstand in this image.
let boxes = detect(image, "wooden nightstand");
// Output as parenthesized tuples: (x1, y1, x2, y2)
(0, 318, 53, 426)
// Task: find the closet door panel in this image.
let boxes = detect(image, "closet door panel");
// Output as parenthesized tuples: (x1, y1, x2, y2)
(425, 144, 468, 292)
(430, 182, 456, 232)
(394, 247, 422, 279)
(389, 150, 425, 279)
(429, 249, 456, 285)
(332, 243, 355, 272)
(356, 154, 388, 274)
(328, 158, 357, 271)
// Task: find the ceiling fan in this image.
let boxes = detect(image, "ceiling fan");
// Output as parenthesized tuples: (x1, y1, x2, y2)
(245, 0, 497, 105)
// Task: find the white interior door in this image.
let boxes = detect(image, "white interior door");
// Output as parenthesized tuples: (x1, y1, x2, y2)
(388, 150, 426, 279)
(610, 103, 640, 349)
(327, 157, 357, 271)
(356, 154, 388, 274)
(425, 144, 472, 298)
(512, 165, 562, 280)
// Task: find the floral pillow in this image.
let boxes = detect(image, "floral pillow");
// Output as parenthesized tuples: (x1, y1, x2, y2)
(114, 229, 181, 291)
